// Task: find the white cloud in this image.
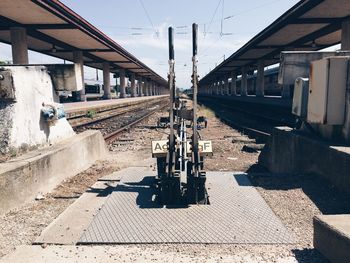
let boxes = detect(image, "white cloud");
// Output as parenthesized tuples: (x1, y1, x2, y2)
(109, 21, 252, 88)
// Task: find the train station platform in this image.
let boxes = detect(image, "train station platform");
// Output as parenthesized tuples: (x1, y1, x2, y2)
(199, 94, 292, 108)
(63, 95, 168, 118)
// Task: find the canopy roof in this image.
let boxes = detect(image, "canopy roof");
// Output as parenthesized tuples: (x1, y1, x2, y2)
(0, 0, 167, 85)
(200, 0, 350, 84)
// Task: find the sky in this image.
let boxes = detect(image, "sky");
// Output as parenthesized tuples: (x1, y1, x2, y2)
(0, 0, 301, 88)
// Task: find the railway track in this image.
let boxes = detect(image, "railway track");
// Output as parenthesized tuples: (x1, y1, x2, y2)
(198, 98, 295, 142)
(103, 105, 167, 144)
(70, 99, 168, 144)
(67, 100, 166, 128)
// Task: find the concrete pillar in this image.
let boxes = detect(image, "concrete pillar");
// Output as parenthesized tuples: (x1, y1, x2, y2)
(149, 82, 153, 96)
(281, 85, 291, 98)
(143, 80, 147, 96)
(144, 79, 149, 96)
(152, 85, 155, 96)
(136, 77, 141, 96)
(231, 72, 237, 96)
(130, 73, 136, 97)
(139, 79, 144, 97)
(224, 77, 229, 95)
(241, 67, 248, 96)
(341, 19, 350, 142)
(73, 51, 86, 101)
(136, 79, 139, 96)
(341, 19, 350, 50)
(148, 82, 152, 96)
(119, 69, 126, 98)
(148, 81, 152, 96)
(103, 62, 111, 99)
(10, 27, 28, 64)
(256, 60, 265, 98)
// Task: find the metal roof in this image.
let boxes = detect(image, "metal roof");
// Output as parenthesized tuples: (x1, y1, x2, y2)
(0, 0, 167, 86)
(200, 0, 350, 84)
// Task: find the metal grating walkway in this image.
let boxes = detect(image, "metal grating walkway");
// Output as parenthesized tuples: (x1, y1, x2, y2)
(79, 168, 295, 244)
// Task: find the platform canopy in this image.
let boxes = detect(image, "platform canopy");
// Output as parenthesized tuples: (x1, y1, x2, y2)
(0, 0, 167, 86)
(200, 0, 350, 84)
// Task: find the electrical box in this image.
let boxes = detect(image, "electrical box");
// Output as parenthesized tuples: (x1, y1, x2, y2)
(0, 69, 15, 101)
(307, 57, 348, 125)
(292, 77, 309, 119)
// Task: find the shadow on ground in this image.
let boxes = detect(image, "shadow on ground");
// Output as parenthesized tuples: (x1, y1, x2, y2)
(246, 164, 350, 215)
(292, 248, 330, 263)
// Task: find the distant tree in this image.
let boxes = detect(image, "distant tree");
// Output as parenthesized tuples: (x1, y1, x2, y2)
(0, 60, 11, 65)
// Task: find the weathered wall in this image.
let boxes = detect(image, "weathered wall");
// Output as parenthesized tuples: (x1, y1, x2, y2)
(0, 130, 107, 214)
(0, 66, 74, 154)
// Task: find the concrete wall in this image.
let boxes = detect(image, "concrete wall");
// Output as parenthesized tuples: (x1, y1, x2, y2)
(0, 130, 107, 214)
(0, 66, 74, 154)
(259, 127, 350, 192)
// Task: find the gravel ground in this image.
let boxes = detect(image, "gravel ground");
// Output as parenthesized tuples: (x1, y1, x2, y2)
(1, 100, 347, 262)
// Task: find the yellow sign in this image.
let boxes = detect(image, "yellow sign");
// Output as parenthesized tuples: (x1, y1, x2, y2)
(186, 140, 213, 156)
(151, 140, 168, 157)
(151, 140, 213, 157)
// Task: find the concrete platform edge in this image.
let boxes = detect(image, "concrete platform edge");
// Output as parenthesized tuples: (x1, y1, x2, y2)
(313, 215, 350, 263)
(0, 130, 108, 215)
(259, 127, 350, 192)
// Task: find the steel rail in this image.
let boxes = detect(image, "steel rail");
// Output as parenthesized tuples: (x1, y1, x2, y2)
(104, 104, 168, 144)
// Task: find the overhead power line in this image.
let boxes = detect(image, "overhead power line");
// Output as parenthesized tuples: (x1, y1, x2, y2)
(138, 0, 159, 38)
(205, 0, 222, 37)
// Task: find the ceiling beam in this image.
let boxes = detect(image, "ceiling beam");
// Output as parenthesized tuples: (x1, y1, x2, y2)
(258, 21, 342, 62)
(292, 18, 341, 24)
(0, 23, 76, 30)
